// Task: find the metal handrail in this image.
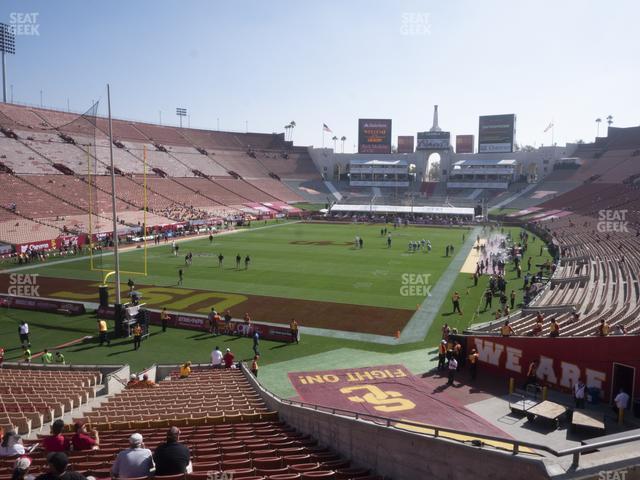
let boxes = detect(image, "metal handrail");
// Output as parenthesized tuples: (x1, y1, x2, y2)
(241, 363, 640, 467)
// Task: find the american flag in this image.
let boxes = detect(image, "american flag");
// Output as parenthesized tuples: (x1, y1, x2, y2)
(323, 123, 332, 133)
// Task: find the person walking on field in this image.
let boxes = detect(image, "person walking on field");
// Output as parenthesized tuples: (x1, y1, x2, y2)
(447, 357, 458, 385)
(236, 254, 241, 269)
(132, 323, 142, 350)
(97, 319, 110, 346)
(452, 292, 462, 315)
(177, 268, 183, 286)
(251, 355, 259, 377)
(290, 319, 299, 344)
(252, 331, 260, 356)
(18, 321, 31, 347)
(160, 308, 171, 333)
(468, 348, 479, 380)
(437, 340, 447, 371)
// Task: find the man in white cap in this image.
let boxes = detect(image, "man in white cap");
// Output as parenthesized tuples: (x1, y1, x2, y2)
(111, 433, 153, 479)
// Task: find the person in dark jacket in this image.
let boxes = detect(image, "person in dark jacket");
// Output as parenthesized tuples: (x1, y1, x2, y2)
(153, 427, 191, 475)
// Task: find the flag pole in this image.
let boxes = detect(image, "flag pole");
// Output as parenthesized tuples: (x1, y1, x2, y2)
(322, 125, 325, 148)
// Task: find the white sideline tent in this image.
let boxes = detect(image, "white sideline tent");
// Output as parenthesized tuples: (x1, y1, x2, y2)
(329, 204, 474, 216)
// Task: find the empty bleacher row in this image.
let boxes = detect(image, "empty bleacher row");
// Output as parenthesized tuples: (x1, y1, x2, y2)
(75, 370, 272, 427)
(6, 422, 380, 480)
(0, 368, 101, 435)
(0, 367, 381, 480)
(476, 212, 640, 337)
(0, 103, 317, 185)
(0, 103, 317, 245)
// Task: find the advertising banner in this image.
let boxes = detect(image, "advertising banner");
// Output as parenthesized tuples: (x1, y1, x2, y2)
(358, 119, 392, 154)
(416, 131, 450, 150)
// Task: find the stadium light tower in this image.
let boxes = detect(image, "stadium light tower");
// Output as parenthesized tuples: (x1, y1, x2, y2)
(0, 23, 16, 103)
(176, 107, 187, 128)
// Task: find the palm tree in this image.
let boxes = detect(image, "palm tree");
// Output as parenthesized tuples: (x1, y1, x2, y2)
(340, 136, 346, 153)
(595, 118, 602, 137)
(606, 115, 613, 127)
(289, 121, 296, 142)
(284, 124, 291, 141)
(332, 136, 338, 150)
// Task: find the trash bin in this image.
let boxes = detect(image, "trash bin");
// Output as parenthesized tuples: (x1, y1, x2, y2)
(587, 387, 600, 405)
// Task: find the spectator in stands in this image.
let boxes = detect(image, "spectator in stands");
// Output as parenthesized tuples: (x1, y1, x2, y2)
(41, 420, 70, 453)
(614, 324, 627, 335)
(35, 452, 87, 480)
(179, 361, 192, 379)
(153, 427, 191, 476)
(126, 374, 139, 388)
(18, 321, 31, 347)
(571, 309, 580, 323)
(139, 374, 157, 388)
(71, 423, 99, 451)
(500, 320, 514, 337)
(223, 348, 235, 368)
(111, 433, 153, 479)
(0, 431, 25, 456)
(11, 456, 31, 480)
(530, 318, 543, 336)
(613, 388, 630, 417)
(0, 346, 5, 365)
(211, 346, 223, 368)
(549, 318, 560, 337)
(597, 319, 610, 336)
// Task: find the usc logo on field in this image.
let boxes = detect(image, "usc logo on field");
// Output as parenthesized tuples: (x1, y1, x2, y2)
(339, 385, 416, 413)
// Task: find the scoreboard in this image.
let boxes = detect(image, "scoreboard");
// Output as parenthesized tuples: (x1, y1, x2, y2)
(358, 119, 392, 154)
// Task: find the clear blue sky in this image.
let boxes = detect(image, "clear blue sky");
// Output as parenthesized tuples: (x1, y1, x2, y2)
(2, 0, 638, 150)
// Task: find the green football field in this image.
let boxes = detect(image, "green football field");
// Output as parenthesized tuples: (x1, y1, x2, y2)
(13, 221, 469, 310)
(0, 222, 551, 395)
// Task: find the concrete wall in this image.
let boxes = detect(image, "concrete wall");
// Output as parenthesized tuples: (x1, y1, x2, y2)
(309, 144, 578, 187)
(104, 365, 130, 395)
